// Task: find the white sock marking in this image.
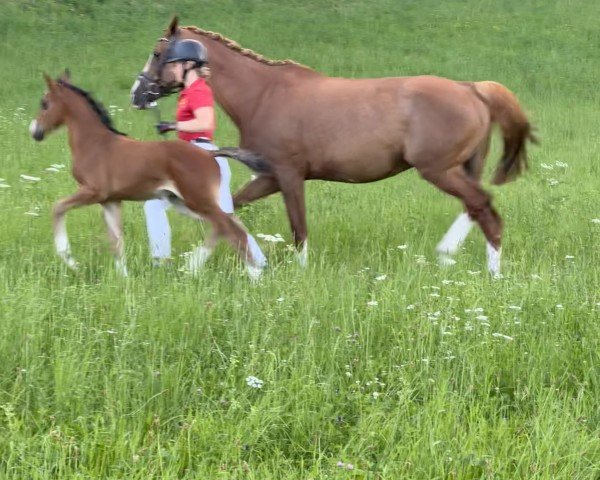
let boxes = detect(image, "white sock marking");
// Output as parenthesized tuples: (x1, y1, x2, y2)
(296, 241, 308, 268)
(486, 243, 502, 277)
(436, 213, 474, 256)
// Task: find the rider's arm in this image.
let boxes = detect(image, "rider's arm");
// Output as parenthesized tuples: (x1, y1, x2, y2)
(176, 107, 214, 133)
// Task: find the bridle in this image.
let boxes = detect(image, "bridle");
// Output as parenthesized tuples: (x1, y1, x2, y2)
(134, 36, 183, 106)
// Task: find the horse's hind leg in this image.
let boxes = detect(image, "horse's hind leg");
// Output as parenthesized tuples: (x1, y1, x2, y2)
(421, 165, 503, 276)
(435, 138, 490, 266)
(102, 201, 127, 277)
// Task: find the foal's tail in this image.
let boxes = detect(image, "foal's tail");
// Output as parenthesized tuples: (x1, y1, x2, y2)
(472, 81, 538, 185)
(213, 148, 272, 174)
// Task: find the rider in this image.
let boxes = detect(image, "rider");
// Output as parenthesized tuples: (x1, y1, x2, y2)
(145, 39, 266, 268)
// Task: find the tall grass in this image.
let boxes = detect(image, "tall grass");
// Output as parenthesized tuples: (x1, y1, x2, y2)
(0, 0, 599, 478)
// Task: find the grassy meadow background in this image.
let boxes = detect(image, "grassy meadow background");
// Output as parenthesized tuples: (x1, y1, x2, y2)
(0, 0, 599, 477)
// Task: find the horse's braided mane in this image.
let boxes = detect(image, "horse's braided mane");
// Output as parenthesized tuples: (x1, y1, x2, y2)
(182, 26, 307, 68)
(59, 81, 127, 136)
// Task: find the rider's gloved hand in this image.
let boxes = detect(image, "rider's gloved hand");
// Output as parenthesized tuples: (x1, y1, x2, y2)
(155, 121, 177, 135)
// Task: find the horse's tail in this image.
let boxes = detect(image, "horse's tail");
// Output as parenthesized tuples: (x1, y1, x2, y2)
(472, 81, 538, 185)
(213, 148, 272, 174)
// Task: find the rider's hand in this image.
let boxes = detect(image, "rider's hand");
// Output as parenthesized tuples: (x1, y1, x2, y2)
(155, 121, 177, 135)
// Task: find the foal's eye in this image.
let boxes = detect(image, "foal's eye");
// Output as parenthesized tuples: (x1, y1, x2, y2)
(153, 51, 160, 59)
(40, 99, 48, 110)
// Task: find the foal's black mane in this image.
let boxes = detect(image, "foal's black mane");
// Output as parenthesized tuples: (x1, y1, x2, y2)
(59, 81, 127, 136)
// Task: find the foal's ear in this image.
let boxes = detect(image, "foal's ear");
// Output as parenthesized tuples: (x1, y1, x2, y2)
(59, 68, 71, 82)
(166, 15, 179, 36)
(43, 73, 57, 91)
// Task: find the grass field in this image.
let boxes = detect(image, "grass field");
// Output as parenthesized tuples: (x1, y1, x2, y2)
(0, 0, 599, 478)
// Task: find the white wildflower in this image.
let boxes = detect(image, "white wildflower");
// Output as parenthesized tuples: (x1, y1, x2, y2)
(492, 333, 514, 341)
(555, 161, 568, 168)
(256, 233, 285, 243)
(375, 274, 387, 281)
(45, 167, 60, 173)
(476, 315, 489, 321)
(20, 174, 41, 183)
(467, 270, 480, 275)
(531, 274, 542, 280)
(441, 279, 453, 285)
(24, 211, 39, 217)
(565, 255, 574, 260)
(397, 244, 408, 250)
(0, 183, 10, 188)
(507, 305, 522, 311)
(372, 391, 380, 399)
(406, 304, 415, 310)
(548, 178, 559, 186)
(430, 293, 440, 298)
(591, 219, 600, 225)
(276, 297, 284, 302)
(540, 163, 554, 170)
(556, 304, 564, 310)
(367, 300, 378, 307)
(50, 164, 66, 169)
(245, 376, 264, 389)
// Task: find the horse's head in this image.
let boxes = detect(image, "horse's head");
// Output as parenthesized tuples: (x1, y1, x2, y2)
(30, 71, 70, 142)
(130, 16, 183, 109)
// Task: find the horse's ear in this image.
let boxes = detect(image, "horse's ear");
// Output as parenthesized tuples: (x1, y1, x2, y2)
(60, 68, 71, 82)
(166, 15, 179, 36)
(43, 73, 57, 91)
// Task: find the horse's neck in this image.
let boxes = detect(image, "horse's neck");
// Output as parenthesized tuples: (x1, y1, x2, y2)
(199, 36, 277, 127)
(64, 94, 113, 159)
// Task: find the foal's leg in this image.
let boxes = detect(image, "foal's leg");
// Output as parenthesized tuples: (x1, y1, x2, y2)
(102, 201, 127, 277)
(233, 175, 281, 208)
(420, 166, 503, 276)
(186, 228, 219, 272)
(277, 170, 308, 267)
(52, 188, 100, 269)
(208, 211, 265, 281)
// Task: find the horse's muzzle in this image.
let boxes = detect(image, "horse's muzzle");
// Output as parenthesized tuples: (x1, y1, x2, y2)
(29, 120, 44, 142)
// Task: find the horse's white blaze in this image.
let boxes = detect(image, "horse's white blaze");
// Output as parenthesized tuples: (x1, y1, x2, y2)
(486, 243, 501, 276)
(29, 120, 38, 136)
(297, 241, 308, 268)
(436, 212, 474, 258)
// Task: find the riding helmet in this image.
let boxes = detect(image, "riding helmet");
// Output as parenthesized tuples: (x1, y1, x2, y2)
(164, 40, 208, 66)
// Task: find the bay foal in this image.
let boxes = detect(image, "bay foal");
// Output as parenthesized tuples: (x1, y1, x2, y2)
(31, 73, 267, 279)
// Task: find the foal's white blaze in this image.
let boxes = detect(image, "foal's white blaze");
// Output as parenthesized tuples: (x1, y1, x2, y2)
(297, 241, 308, 268)
(486, 243, 502, 277)
(29, 120, 38, 136)
(436, 213, 474, 265)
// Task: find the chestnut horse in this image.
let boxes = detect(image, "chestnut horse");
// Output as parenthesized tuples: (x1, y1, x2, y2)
(131, 17, 536, 276)
(31, 72, 269, 279)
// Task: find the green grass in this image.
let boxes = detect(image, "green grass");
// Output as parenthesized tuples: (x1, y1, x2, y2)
(0, 0, 599, 478)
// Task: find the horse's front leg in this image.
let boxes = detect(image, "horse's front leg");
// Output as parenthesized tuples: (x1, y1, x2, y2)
(102, 201, 127, 277)
(277, 169, 308, 267)
(52, 188, 100, 270)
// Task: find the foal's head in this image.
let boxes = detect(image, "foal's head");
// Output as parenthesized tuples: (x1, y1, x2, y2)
(31, 71, 126, 141)
(30, 72, 70, 141)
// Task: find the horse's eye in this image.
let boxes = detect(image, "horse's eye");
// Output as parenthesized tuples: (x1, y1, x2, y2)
(40, 99, 48, 110)
(153, 51, 160, 59)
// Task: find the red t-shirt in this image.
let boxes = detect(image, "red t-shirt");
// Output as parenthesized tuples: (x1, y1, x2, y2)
(176, 78, 215, 141)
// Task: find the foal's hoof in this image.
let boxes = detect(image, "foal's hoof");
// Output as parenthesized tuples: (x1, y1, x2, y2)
(246, 265, 263, 282)
(59, 254, 79, 271)
(437, 253, 457, 267)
